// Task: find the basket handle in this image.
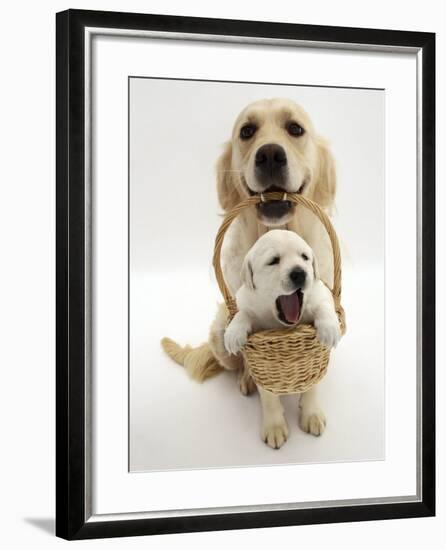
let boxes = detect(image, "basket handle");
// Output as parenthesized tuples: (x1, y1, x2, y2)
(213, 192, 343, 317)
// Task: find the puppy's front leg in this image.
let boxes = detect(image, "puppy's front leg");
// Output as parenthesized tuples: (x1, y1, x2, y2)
(224, 311, 252, 356)
(259, 387, 289, 449)
(312, 285, 341, 349)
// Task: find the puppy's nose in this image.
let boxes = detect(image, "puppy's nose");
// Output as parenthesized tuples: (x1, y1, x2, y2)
(255, 144, 287, 175)
(289, 267, 306, 287)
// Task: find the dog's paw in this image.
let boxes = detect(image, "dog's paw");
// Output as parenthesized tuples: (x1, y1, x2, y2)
(224, 323, 248, 355)
(315, 318, 341, 349)
(299, 408, 326, 437)
(261, 417, 289, 449)
(238, 369, 257, 396)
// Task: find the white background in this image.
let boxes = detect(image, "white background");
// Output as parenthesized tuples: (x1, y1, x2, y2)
(0, 1, 443, 549)
(129, 78, 385, 471)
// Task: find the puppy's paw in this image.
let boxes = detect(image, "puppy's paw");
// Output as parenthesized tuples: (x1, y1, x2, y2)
(224, 323, 248, 355)
(299, 408, 326, 437)
(315, 318, 341, 349)
(261, 417, 289, 449)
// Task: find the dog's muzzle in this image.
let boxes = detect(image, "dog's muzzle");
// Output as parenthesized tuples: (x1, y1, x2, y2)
(255, 143, 287, 177)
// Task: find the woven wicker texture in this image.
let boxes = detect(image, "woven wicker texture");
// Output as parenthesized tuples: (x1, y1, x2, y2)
(213, 192, 346, 395)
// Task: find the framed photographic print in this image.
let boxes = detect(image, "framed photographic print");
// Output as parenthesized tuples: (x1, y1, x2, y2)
(56, 9, 435, 540)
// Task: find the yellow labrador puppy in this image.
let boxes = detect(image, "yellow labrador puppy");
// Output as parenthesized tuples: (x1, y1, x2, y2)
(162, 98, 336, 441)
(224, 230, 340, 448)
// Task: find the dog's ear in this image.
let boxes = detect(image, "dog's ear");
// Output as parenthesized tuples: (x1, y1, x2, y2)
(216, 141, 243, 212)
(241, 258, 255, 291)
(312, 253, 320, 280)
(309, 136, 336, 211)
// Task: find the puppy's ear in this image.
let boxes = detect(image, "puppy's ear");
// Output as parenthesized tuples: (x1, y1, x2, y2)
(241, 258, 255, 291)
(216, 141, 243, 212)
(312, 253, 320, 280)
(309, 136, 336, 211)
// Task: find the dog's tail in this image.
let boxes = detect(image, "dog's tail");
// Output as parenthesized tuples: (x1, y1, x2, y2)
(160, 338, 223, 382)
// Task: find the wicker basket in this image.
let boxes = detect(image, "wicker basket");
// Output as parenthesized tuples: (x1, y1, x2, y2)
(213, 192, 346, 395)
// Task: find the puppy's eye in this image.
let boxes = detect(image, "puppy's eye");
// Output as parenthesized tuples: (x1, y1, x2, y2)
(240, 124, 257, 140)
(301, 253, 309, 261)
(287, 122, 305, 137)
(267, 256, 280, 266)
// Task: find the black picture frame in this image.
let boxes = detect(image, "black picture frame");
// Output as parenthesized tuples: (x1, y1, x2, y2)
(56, 9, 435, 540)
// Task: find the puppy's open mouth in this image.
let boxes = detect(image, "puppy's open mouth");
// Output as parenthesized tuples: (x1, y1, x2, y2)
(276, 290, 303, 326)
(276, 289, 304, 325)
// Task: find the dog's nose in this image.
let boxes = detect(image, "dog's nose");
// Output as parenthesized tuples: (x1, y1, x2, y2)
(255, 144, 287, 174)
(289, 267, 306, 287)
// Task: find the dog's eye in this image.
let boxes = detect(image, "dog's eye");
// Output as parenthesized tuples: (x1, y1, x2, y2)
(301, 253, 309, 261)
(287, 122, 305, 137)
(240, 124, 257, 140)
(267, 256, 280, 266)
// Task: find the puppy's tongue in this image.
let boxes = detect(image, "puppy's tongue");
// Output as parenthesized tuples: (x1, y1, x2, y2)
(278, 292, 300, 324)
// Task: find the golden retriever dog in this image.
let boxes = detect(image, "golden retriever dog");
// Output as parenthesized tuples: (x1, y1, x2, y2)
(162, 98, 336, 448)
(224, 230, 340, 448)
